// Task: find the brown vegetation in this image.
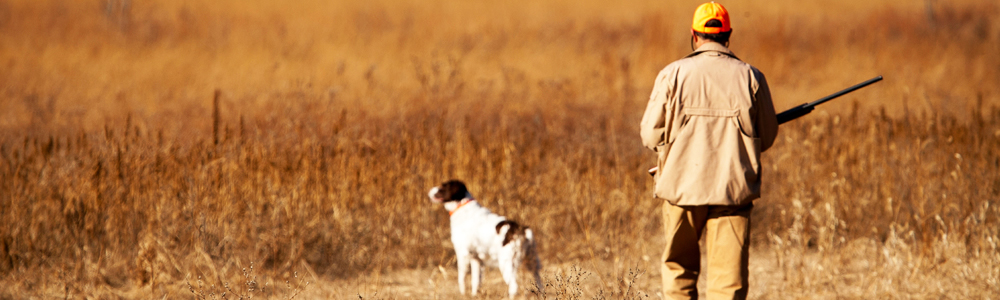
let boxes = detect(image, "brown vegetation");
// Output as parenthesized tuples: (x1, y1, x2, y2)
(0, 0, 998, 298)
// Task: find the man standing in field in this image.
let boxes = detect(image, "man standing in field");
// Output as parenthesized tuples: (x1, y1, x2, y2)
(639, 2, 778, 299)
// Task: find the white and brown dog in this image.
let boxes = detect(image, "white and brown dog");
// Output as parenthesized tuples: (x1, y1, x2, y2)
(428, 180, 543, 298)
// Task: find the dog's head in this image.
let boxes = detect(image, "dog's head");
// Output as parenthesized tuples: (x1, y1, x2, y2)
(428, 180, 473, 204)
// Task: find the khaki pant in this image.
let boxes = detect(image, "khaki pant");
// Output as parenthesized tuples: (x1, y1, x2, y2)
(661, 202, 752, 300)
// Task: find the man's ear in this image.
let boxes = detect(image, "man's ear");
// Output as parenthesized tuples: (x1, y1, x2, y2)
(689, 29, 698, 51)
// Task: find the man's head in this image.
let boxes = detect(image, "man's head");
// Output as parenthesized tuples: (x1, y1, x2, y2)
(691, 2, 732, 47)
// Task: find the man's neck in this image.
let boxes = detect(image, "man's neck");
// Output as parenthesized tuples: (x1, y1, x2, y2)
(694, 39, 722, 49)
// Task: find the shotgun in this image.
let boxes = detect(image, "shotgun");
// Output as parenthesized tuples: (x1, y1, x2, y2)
(776, 75, 883, 124)
(648, 75, 883, 175)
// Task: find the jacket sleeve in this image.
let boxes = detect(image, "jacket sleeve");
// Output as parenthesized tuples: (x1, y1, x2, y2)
(640, 70, 672, 152)
(753, 69, 779, 152)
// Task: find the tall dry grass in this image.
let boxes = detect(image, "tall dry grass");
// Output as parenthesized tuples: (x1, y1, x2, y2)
(0, 0, 998, 298)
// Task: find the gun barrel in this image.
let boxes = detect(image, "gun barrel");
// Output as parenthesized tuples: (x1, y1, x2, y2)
(776, 75, 883, 124)
(806, 75, 883, 107)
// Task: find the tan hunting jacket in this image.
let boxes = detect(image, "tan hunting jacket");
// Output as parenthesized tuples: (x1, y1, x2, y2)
(640, 42, 778, 206)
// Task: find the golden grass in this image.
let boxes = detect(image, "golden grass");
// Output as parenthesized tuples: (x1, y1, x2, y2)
(0, 0, 998, 298)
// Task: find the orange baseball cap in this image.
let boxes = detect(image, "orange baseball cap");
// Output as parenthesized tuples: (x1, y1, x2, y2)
(692, 2, 731, 34)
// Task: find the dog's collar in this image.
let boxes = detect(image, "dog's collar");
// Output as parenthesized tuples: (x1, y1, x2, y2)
(449, 198, 476, 216)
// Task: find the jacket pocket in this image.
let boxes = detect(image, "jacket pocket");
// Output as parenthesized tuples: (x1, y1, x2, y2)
(655, 142, 672, 180)
(735, 117, 762, 204)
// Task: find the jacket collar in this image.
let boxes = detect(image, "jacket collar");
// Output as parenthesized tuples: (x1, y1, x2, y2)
(685, 42, 740, 60)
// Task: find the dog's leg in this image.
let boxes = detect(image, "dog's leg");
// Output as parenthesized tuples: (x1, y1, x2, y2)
(529, 245, 543, 295)
(498, 246, 519, 299)
(527, 229, 543, 294)
(470, 257, 483, 296)
(530, 259, 543, 295)
(456, 252, 470, 295)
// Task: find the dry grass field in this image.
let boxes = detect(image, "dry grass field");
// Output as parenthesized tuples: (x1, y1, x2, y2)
(1, 0, 998, 298)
